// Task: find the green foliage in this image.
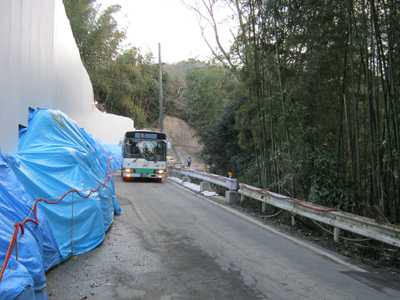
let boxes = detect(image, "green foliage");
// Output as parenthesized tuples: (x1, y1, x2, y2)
(185, 64, 238, 130)
(291, 146, 355, 211)
(197, 96, 255, 180)
(63, 0, 126, 70)
(163, 59, 205, 80)
(186, 0, 399, 218)
(63, 0, 187, 128)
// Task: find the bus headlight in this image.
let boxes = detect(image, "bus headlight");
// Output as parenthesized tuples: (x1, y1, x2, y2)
(123, 168, 135, 173)
(154, 170, 164, 174)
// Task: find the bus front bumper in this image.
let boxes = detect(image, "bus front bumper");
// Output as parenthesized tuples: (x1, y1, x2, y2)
(121, 168, 166, 179)
(122, 172, 164, 179)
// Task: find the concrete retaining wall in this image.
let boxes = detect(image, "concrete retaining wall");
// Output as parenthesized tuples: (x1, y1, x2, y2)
(0, 0, 133, 153)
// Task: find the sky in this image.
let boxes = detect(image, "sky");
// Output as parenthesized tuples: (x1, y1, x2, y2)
(97, 0, 227, 64)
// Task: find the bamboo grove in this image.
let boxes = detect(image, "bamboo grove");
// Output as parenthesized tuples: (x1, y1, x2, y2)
(186, 0, 399, 222)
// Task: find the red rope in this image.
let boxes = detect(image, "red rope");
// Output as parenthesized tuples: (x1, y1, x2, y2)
(0, 158, 114, 283)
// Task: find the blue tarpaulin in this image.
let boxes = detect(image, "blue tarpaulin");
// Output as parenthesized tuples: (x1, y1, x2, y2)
(0, 108, 122, 299)
(0, 151, 59, 300)
(104, 143, 122, 172)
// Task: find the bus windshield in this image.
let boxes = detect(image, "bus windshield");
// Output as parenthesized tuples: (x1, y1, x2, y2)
(123, 139, 166, 161)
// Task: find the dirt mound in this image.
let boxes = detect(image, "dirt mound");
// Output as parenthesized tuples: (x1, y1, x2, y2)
(163, 116, 202, 165)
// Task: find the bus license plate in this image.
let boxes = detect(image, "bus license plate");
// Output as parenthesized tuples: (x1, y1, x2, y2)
(140, 173, 149, 178)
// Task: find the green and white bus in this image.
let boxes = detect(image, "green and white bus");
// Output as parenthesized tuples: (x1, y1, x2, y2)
(120, 130, 169, 182)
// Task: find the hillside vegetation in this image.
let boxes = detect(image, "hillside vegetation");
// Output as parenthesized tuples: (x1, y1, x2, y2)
(63, 0, 400, 224)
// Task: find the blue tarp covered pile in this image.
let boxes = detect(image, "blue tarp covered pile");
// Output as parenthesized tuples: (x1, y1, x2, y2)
(0, 108, 122, 299)
(0, 152, 59, 300)
(104, 143, 122, 171)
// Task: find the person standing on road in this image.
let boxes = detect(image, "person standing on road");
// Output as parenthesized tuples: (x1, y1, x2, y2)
(187, 156, 192, 167)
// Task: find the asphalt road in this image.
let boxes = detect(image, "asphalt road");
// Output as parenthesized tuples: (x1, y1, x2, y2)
(46, 173, 400, 300)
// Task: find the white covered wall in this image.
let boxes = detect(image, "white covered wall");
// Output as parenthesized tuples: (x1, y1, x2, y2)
(0, 0, 134, 153)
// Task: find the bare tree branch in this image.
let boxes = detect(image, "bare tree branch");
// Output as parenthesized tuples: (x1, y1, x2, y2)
(181, 0, 239, 82)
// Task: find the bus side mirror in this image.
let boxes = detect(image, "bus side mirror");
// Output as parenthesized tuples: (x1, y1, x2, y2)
(119, 139, 123, 147)
(167, 142, 171, 149)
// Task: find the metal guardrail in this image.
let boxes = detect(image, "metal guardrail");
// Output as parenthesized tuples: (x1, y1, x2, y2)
(169, 166, 400, 248)
(171, 168, 227, 187)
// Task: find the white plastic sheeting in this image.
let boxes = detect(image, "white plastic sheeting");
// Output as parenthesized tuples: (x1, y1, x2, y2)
(0, 0, 134, 154)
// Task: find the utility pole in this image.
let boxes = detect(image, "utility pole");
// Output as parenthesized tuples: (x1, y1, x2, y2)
(158, 43, 163, 133)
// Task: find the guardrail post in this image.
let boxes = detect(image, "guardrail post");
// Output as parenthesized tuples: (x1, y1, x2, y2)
(225, 175, 240, 204)
(262, 202, 267, 213)
(291, 215, 296, 226)
(226, 178, 237, 191)
(334, 227, 340, 243)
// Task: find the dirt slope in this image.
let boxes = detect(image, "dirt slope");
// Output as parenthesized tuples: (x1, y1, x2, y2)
(163, 116, 202, 165)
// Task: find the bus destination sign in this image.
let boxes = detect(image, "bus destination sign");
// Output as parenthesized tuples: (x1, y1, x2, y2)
(125, 131, 166, 140)
(135, 132, 157, 139)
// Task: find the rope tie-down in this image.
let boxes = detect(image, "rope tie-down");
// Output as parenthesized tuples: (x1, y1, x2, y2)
(0, 158, 114, 283)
